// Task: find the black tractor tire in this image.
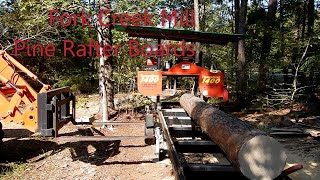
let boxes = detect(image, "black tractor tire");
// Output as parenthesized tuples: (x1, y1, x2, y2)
(0, 122, 4, 144)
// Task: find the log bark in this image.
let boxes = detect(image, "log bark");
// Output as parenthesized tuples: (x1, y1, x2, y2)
(180, 94, 287, 180)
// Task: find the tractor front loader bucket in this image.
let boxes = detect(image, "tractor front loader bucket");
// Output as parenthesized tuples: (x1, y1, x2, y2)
(37, 87, 75, 137)
(0, 50, 75, 137)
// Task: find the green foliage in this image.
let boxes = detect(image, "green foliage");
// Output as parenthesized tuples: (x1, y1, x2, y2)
(53, 70, 98, 94)
(0, 162, 29, 180)
(1, 0, 320, 104)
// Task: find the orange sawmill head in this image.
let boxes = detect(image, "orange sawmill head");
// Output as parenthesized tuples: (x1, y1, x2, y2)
(137, 61, 229, 101)
(0, 50, 50, 132)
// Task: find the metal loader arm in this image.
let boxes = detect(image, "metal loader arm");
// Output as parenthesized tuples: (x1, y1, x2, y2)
(0, 50, 51, 91)
(0, 51, 75, 136)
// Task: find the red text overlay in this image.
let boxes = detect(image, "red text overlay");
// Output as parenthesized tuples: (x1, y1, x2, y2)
(14, 39, 195, 57)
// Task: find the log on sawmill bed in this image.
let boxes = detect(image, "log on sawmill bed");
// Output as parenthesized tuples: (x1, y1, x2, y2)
(180, 94, 287, 180)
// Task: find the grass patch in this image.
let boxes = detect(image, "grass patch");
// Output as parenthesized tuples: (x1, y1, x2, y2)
(0, 163, 29, 180)
(75, 94, 99, 108)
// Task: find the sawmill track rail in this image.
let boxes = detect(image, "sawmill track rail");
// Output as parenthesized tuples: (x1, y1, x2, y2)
(158, 104, 247, 180)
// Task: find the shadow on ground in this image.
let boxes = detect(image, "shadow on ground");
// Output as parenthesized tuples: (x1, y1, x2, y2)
(66, 140, 121, 165)
(3, 129, 33, 138)
(0, 128, 125, 174)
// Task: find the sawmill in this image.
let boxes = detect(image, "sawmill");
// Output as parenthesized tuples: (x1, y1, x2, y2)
(3, 0, 320, 178)
(0, 25, 304, 180)
(114, 25, 303, 179)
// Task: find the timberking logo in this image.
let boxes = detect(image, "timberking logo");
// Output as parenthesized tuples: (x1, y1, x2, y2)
(13, 8, 196, 58)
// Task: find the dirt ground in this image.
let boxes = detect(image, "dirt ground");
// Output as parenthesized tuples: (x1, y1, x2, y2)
(0, 95, 319, 180)
(0, 94, 174, 180)
(0, 124, 174, 180)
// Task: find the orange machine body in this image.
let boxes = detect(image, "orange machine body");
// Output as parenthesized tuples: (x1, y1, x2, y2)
(0, 51, 50, 132)
(137, 61, 229, 101)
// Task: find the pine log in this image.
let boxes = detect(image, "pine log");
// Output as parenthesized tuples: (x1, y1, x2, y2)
(180, 94, 287, 180)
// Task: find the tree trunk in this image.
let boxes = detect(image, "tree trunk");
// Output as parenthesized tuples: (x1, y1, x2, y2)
(279, 0, 284, 59)
(234, 0, 240, 72)
(180, 94, 287, 180)
(194, 0, 200, 64)
(302, 0, 307, 40)
(234, 0, 240, 34)
(98, 0, 114, 124)
(236, 0, 248, 95)
(307, 0, 315, 35)
(258, 0, 277, 92)
(193, 0, 201, 96)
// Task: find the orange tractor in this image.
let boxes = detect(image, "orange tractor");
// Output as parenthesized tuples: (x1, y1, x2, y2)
(0, 50, 75, 142)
